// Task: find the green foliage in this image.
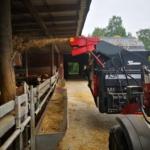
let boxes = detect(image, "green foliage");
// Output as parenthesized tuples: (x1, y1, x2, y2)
(92, 16, 127, 37)
(137, 29, 150, 50)
(88, 33, 91, 37)
(105, 16, 127, 37)
(68, 62, 79, 74)
(127, 32, 133, 37)
(92, 27, 105, 37)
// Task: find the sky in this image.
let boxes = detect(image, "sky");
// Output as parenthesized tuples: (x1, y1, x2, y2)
(82, 0, 150, 37)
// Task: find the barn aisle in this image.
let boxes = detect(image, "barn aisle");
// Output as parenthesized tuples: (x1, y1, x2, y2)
(57, 75, 120, 150)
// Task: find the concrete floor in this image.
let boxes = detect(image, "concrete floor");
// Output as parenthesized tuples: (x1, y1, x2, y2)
(57, 75, 120, 150)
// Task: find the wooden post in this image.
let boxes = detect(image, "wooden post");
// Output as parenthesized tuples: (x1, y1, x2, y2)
(0, 0, 16, 105)
(25, 50, 28, 78)
(51, 44, 54, 76)
(59, 53, 64, 79)
(30, 86, 35, 150)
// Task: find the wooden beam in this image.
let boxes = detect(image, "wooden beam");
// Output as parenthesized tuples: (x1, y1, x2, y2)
(20, 0, 49, 37)
(12, 23, 77, 28)
(51, 45, 54, 75)
(11, 4, 79, 14)
(41, 0, 56, 28)
(13, 27, 77, 32)
(12, 15, 79, 24)
(20, 0, 60, 53)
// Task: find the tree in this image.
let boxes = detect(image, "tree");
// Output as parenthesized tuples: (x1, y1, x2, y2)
(105, 16, 127, 37)
(92, 27, 105, 37)
(127, 32, 133, 37)
(87, 33, 91, 37)
(136, 29, 150, 50)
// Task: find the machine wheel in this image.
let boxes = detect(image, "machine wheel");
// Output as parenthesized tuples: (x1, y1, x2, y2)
(109, 125, 129, 150)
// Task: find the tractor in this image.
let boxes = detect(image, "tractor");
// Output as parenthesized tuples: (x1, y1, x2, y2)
(69, 36, 150, 150)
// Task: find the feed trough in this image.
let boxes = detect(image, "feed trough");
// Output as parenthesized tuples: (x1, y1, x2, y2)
(35, 84, 68, 150)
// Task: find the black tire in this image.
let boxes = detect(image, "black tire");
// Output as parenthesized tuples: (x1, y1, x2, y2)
(109, 125, 129, 150)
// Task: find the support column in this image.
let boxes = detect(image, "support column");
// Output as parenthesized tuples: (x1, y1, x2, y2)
(51, 44, 54, 75)
(25, 50, 28, 77)
(59, 53, 64, 79)
(0, 0, 16, 104)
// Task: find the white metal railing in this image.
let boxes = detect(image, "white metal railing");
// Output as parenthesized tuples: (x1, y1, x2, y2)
(0, 71, 59, 150)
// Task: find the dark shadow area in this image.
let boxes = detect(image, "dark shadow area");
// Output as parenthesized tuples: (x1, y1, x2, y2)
(65, 74, 87, 81)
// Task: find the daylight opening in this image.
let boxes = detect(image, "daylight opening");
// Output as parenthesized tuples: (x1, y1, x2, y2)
(68, 62, 79, 74)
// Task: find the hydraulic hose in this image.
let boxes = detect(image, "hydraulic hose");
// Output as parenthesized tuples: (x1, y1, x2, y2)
(139, 94, 150, 124)
(119, 52, 129, 86)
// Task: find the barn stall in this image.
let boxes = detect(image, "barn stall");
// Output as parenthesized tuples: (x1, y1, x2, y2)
(0, 0, 92, 149)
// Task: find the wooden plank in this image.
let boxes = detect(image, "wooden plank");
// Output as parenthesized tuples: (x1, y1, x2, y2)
(51, 76, 55, 84)
(12, 23, 77, 29)
(12, 15, 79, 24)
(39, 79, 49, 90)
(39, 84, 49, 99)
(18, 93, 28, 104)
(0, 101, 15, 118)
(12, 4, 79, 14)
(0, 114, 15, 138)
(20, 0, 49, 37)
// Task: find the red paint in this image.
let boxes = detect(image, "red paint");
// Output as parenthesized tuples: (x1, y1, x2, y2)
(59, 54, 63, 79)
(72, 45, 95, 56)
(69, 36, 100, 56)
(142, 83, 150, 99)
(121, 103, 140, 114)
(70, 36, 104, 67)
(69, 36, 100, 47)
(134, 112, 142, 115)
(56, 87, 62, 90)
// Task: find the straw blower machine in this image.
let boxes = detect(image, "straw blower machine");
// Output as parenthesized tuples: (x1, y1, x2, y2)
(69, 36, 150, 150)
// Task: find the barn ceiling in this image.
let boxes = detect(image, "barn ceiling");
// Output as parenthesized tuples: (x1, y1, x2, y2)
(11, 0, 92, 53)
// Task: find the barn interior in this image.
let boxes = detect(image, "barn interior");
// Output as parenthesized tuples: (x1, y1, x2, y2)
(10, 0, 91, 86)
(0, 0, 93, 149)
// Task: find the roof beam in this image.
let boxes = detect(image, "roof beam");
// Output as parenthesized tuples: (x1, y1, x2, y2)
(12, 23, 77, 28)
(11, 4, 80, 14)
(20, 0, 59, 53)
(12, 15, 79, 24)
(41, 0, 56, 28)
(20, 0, 49, 37)
(13, 27, 77, 32)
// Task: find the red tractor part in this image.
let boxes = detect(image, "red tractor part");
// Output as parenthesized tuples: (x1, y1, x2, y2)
(69, 36, 100, 56)
(69, 37, 104, 67)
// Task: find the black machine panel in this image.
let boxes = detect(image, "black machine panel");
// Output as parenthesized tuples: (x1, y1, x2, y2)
(93, 41, 150, 113)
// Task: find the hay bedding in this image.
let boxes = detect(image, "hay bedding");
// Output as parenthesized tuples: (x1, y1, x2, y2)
(73, 91, 95, 105)
(57, 82, 65, 88)
(41, 99, 64, 134)
(52, 92, 66, 100)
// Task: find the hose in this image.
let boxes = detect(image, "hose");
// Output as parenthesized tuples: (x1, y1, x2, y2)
(139, 95, 150, 124)
(119, 52, 129, 86)
(111, 56, 139, 86)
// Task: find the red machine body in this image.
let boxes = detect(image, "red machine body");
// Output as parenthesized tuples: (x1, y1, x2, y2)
(69, 36, 100, 56)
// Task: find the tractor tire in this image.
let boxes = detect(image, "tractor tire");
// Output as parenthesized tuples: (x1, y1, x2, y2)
(109, 125, 129, 150)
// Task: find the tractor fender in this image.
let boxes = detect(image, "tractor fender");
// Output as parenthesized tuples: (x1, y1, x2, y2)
(116, 115, 150, 150)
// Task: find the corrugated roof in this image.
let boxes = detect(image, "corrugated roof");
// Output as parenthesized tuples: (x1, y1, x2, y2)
(102, 37, 146, 51)
(11, 0, 92, 53)
(11, 0, 91, 38)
